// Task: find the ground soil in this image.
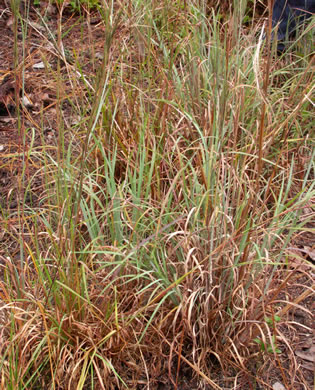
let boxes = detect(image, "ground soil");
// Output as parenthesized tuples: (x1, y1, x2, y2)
(0, 3, 314, 389)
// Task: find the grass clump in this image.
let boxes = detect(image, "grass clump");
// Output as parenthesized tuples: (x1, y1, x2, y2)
(0, 0, 314, 388)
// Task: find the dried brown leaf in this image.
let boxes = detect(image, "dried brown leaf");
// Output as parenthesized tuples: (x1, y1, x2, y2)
(295, 344, 315, 362)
